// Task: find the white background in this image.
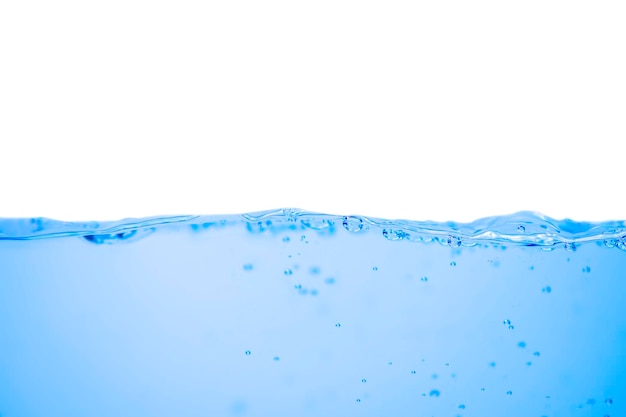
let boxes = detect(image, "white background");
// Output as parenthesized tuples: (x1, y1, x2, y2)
(1, 1, 624, 222)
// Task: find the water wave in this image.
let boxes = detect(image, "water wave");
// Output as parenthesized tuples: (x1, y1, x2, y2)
(1, 209, 625, 250)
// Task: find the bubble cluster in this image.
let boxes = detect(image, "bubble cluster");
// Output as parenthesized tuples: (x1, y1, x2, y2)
(383, 229, 408, 241)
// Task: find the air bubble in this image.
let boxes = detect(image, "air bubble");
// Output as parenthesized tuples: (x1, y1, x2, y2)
(533, 351, 541, 357)
(617, 237, 626, 251)
(273, 356, 280, 361)
(372, 267, 378, 271)
(517, 225, 526, 233)
(342, 216, 365, 233)
(604, 239, 617, 248)
(243, 264, 253, 271)
(542, 286, 552, 293)
(420, 277, 428, 282)
(335, 322, 341, 327)
(411, 370, 416, 374)
(383, 229, 408, 241)
(518, 341, 526, 348)
(605, 398, 613, 405)
(447, 235, 462, 247)
(565, 242, 577, 252)
(506, 390, 513, 395)
(582, 266, 591, 273)
(245, 350, 251, 356)
(284, 269, 293, 276)
(429, 389, 440, 397)
(489, 362, 496, 367)
(361, 378, 367, 383)
(324, 277, 335, 285)
(356, 398, 361, 403)
(450, 261, 457, 266)
(282, 236, 291, 242)
(459, 404, 466, 409)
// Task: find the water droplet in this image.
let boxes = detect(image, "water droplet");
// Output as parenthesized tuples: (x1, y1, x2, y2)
(517, 225, 526, 233)
(282, 236, 291, 242)
(294, 284, 302, 290)
(508, 325, 515, 330)
(447, 235, 462, 247)
(518, 341, 526, 348)
(450, 261, 457, 266)
(429, 389, 440, 397)
(503, 319, 511, 325)
(245, 350, 251, 356)
(533, 351, 541, 357)
(605, 398, 613, 405)
(372, 267, 378, 271)
(617, 236, 626, 251)
(342, 216, 365, 233)
(420, 276, 428, 282)
(383, 229, 408, 241)
(604, 239, 617, 248)
(243, 264, 253, 271)
(542, 286, 552, 293)
(361, 378, 367, 383)
(565, 242, 577, 252)
(284, 269, 293, 276)
(529, 265, 535, 271)
(411, 370, 416, 374)
(506, 390, 513, 395)
(324, 277, 335, 285)
(273, 356, 280, 361)
(459, 404, 466, 409)
(356, 398, 361, 403)
(335, 322, 341, 327)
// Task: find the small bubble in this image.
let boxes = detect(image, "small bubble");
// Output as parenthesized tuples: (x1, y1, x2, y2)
(508, 325, 515, 330)
(533, 351, 541, 357)
(429, 389, 440, 397)
(517, 225, 526, 233)
(310, 289, 318, 296)
(605, 398, 613, 405)
(284, 269, 293, 276)
(459, 404, 466, 409)
(518, 341, 526, 348)
(542, 286, 552, 293)
(411, 370, 416, 374)
(273, 356, 280, 361)
(342, 216, 365, 233)
(300, 235, 306, 241)
(604, 239, 617, 248)
(506, 390, 513, 395)
(526, 361, 532, 366)
(361, 378, 367, 383)
(565, 242, 577, 252)
(372, 267, 378, 271)
(243, 264, 254, 271)
(582, 266, 591, 273)
(529, 265, 535, 271)
(503, 319, 511, 325)
(294, 284, 302, 290)
(447, 235, 462, 247)
(420, 276, 428, 282)
(480, 388, 485, 392)
(335, 322, 341, 327)
(587, 398, 596, 405)
(388, 361, 393, 365)
(489, 362, 496, 367)
(616, 236, 626, 251)
(245, 350, 251, 356)
(282, 236, 291, 242)
(324, 277, 335, 285)
(450, 261, 457, 266)
(356, 398, 361, 403)
(431, 373, 438, 379)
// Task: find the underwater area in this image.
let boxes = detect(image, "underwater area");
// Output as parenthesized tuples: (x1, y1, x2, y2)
(0, 209, 624, 417)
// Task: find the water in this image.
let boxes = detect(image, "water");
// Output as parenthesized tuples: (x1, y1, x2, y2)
(0, 209, 624, 417)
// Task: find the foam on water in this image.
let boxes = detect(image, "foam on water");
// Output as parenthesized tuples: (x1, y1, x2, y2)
(0, 209, 624, 416)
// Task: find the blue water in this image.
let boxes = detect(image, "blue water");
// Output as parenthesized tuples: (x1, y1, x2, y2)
(0, 209, 624, 417)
